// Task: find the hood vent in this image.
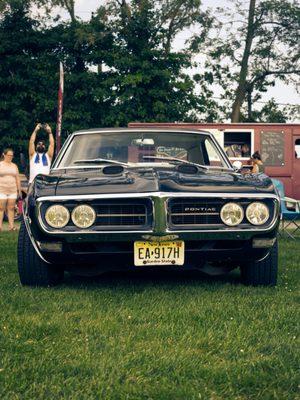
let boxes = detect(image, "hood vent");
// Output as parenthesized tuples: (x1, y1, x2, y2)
(177, 164, 199, 175)
(102, 165, 124, 175)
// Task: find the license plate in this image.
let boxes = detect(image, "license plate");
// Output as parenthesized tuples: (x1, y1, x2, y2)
(134, 241, 185, 266)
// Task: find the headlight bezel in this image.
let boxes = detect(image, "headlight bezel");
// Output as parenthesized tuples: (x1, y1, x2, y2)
(220, 202, 244, 226)
(71, 204, 96, 229)
(45, 204, 70, 229)
(246, 202, 270, 226)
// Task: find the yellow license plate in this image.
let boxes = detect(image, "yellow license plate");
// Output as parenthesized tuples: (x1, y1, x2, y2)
(134, 241, 185, 266)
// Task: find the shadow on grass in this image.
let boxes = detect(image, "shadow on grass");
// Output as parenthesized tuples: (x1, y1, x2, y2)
(62, 268, 242, 290)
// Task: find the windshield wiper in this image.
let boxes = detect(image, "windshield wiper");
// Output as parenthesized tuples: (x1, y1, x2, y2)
(142, 155, 208, 170)
(73, 158, 128, 167)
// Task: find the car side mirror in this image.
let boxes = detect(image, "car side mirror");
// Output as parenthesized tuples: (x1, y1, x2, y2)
(232, 160, 243, 171)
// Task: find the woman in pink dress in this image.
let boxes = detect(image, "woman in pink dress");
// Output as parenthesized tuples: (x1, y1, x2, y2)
(0, 148, 22, 231)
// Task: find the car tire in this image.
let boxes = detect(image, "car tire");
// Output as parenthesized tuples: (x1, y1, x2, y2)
(17, 220, 64, 286)
(240, 240, 278, 286)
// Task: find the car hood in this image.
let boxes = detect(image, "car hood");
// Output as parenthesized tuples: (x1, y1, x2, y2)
(34, 168, 276, 197)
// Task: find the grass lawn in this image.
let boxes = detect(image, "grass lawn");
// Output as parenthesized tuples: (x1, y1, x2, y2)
(0, 230, 299, 400)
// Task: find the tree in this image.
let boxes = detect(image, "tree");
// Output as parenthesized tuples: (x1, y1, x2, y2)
(0, 0, 216, 161)
(47, 0, 76, 22)
(253, 99, 287, 122)
(0, 1, 114, 160)
(231, 0, 256, 122)
(0, 2, 58, 162)
(98, 0, 212, 125)
(252, 98, 300, 122)
(200, 0, 300, 122)
(154, 0, 212, 56)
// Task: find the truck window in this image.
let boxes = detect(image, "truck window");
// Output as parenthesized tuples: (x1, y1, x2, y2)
(295, 139, 300, 159)
(224, 131, 252, 159)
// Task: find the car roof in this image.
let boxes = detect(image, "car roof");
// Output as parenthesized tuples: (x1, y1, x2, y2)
(72, 127, 212, 136)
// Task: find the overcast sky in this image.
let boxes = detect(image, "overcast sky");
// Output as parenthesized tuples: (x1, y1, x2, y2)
(50, 0, 300, 108)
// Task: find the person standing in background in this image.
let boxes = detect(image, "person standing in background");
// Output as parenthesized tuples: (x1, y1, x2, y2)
(0, 148, 22, 231)
(251, 151, 264, 173)
(29, 123, 55, 183)
(241, 143, 250, 157)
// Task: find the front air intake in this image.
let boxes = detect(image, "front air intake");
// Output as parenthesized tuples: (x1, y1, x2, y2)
(96, 202, 149, 227)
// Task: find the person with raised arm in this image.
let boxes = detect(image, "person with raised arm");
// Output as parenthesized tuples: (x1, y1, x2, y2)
(29, 123, 54, 183)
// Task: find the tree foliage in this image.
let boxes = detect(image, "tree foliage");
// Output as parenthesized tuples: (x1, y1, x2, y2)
(0, 0, 214, 161)
(0, 0, 299, 165)
(196, 0, 300, 122)
(0, 3, 58, 157)
(102, 0, 211, 125)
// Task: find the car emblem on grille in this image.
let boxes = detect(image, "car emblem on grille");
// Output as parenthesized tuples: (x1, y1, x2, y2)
(142, 234, 179, 241)
(183, 207, 217, 213)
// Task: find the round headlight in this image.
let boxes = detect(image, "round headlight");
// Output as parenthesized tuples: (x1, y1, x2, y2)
(45, 205, 70, 228)
(246, 202, 269, 225)
(220, 202, 244, 226)
(71, 205, 96, 228)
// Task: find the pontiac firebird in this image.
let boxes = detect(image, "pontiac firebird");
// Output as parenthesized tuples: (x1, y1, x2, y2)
(18, 128, 280, 286)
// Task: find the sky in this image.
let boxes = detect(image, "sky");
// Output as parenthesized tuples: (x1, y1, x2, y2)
(46, 0, 300, 109)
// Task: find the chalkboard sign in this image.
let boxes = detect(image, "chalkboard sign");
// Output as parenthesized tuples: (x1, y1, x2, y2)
(260, 131, 285, 166)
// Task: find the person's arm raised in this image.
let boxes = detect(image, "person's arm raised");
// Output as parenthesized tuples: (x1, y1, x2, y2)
(45, 124, 55, 160)
(29, 124, 41, 158)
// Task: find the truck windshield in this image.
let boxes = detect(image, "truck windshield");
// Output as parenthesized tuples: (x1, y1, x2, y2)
(57, 131, 230, 169)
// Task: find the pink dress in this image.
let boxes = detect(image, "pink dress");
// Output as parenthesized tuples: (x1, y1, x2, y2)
(0, 161, 18, 196)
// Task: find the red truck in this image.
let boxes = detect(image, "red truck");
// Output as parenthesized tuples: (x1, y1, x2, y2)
(129, 122, 300, 200)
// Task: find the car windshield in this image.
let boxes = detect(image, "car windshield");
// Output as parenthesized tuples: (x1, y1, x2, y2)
(57, 131, 230, 169)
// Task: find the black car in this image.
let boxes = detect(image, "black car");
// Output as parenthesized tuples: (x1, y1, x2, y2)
(18, 128, 280, 286)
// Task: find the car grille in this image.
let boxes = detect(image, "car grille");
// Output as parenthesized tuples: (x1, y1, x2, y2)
(168, 197, 275, 229)
(96, 203, 148, 227)
(40, 198, 153, 231)
(40, 195, 276, 232)
(168, 198, 223, 227)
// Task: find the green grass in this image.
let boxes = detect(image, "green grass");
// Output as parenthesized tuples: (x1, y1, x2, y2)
(0, 231, 299, 400)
